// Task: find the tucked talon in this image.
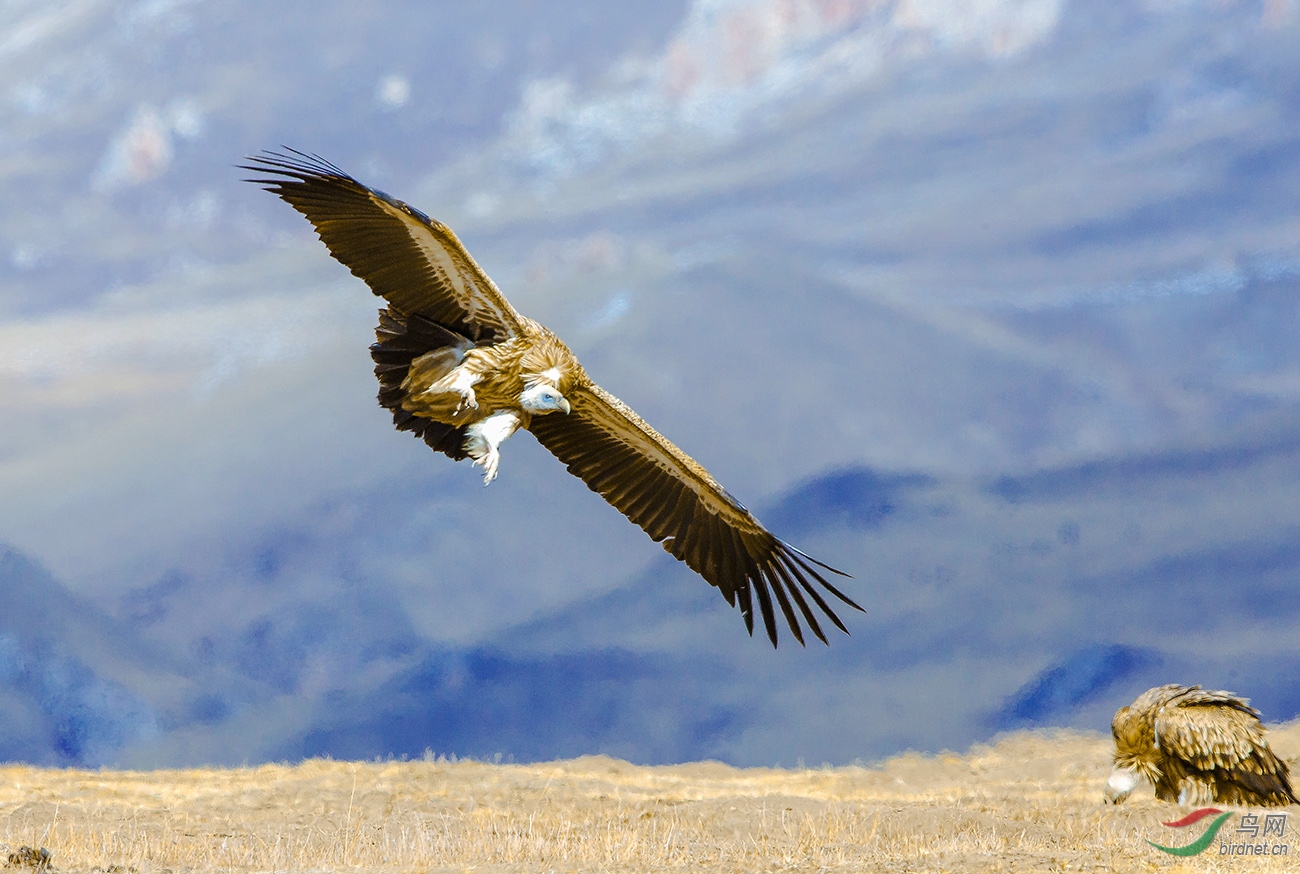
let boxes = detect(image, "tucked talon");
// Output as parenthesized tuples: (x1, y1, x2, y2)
(463, 410, 519, 487)
(454, 387, 478, 415)
(476, 450, 500, 485)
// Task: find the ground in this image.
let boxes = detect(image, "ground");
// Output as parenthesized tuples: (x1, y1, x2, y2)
(2, 725, 1297, 872)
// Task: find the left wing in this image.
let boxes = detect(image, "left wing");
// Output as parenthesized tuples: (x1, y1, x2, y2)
(242, 149, 524, 343)
(528, 382, 861, 647)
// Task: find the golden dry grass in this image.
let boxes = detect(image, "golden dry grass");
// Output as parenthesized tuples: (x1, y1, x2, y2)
(2, 724, 1297, 873)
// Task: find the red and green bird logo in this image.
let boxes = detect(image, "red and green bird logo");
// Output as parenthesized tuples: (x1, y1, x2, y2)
(1147, 808, 1234, 856)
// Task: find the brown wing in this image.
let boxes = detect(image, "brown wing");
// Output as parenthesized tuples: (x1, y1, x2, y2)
(1157, 688, 1298, 803)
(242, 149, 524, 342)
(527, 382, 861, 647)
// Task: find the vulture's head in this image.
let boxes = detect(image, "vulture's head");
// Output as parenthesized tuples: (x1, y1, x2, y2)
(521, 382, 571, 415)
(1104, 700, 1161, 803)
(1110, 703, 1153, 762)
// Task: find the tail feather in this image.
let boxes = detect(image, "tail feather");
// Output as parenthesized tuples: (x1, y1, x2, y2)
(370, 307, 472, 461)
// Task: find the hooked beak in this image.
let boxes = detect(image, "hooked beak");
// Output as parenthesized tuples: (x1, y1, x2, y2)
(559, 397, 571, 414)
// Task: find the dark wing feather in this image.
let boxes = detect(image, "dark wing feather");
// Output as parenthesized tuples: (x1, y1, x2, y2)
(528, 382, 861, 647)
(1158, 688, 1299, 805)
(371, 307, 471, 461)
(241, 149, 523, 342)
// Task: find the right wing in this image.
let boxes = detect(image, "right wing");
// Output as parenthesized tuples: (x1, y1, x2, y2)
(528, 382, 861, 647)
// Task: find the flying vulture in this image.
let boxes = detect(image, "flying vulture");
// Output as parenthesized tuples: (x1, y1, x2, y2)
(1104, 684, 1298, 806)
(242, 149, 860, 647)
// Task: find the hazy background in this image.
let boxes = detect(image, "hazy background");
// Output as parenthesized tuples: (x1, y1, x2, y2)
(1, 0, 1298, 768)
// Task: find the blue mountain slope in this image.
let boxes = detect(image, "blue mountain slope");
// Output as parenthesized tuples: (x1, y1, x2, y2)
(991, 645, 1300, 736)
(762, 468, 934, 537)
(0, 549, 157, 765)
(270, 440, 1300, 765)
(8, 424, 1300, 767)
(293, 646, 738, 765)
(991, 644, 1160, 730)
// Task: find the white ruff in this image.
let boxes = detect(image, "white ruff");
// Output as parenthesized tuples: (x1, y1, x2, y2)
(1107, 769, 1138, 795)
(1106, 767, 1140, 799)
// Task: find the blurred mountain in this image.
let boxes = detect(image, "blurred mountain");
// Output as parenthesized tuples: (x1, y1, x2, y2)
(8, 405, 1299, 767)
(292, 646, 739, 765)
(0, 0, 688, 314)
(990, 644, 1160, 730)
(2, 1, 1299, 767)
(0, 547, 158, 764)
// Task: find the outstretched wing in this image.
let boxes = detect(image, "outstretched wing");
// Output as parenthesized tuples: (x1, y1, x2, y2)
(1158, 688, 1297, 802)
(528, 382, 861, 647)
(242, 149, 524, 342)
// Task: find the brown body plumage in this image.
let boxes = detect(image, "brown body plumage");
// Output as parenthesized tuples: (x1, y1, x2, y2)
(1105, 684, 1297, 806)
(398, 318, 582, 425)
(243, 149, 862, 647)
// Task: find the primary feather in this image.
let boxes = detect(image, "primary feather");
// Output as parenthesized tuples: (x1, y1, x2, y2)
(243, 149, 861, 647)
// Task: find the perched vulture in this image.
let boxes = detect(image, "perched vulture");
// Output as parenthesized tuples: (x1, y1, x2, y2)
(1105, 684, 1298, 806)
(242, 149, 861, 647)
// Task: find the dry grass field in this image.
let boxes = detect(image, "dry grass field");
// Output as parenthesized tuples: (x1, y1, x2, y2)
(2, 724, 1297, 873)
